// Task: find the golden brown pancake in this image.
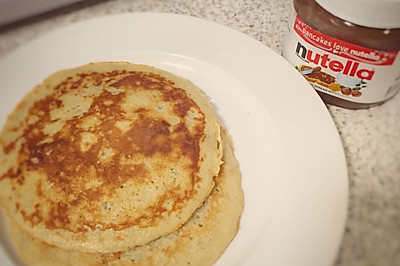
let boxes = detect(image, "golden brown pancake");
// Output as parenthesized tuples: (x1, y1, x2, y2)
(9, 129, 243, 266)
(0, 62, 223, 252)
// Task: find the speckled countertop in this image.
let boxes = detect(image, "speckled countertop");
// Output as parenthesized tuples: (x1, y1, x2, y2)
(0, 0, 399, 265)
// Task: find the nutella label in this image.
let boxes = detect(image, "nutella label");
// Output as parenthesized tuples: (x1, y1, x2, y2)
(283, 12, 400, 104)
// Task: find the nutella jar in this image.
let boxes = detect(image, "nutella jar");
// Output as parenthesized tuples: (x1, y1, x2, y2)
(282, 0, 400, 109)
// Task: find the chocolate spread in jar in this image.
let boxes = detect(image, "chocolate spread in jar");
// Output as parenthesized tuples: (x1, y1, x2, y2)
(283, 0, 400, 109)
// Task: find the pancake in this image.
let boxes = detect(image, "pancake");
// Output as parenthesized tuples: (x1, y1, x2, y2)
(0, 62, 223, 252)
(9, 129, 244, 266)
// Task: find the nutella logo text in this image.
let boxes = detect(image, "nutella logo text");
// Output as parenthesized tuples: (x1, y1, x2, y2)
(294, 15, 397, 66)
(296, 42, 375, 81)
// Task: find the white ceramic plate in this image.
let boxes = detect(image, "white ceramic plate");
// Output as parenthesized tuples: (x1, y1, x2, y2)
(0, 13, 348, 266)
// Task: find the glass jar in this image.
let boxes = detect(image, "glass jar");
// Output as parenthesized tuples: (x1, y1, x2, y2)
(282, 0, 400, 109)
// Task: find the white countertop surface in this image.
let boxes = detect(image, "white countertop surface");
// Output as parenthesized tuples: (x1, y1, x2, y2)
(0, 0, 399, 265)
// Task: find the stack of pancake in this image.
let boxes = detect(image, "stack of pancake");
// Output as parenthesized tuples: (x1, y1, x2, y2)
(0, 62, 243, 265)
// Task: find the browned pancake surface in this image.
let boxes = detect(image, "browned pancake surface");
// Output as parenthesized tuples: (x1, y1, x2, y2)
(0, 62, 222, 252)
